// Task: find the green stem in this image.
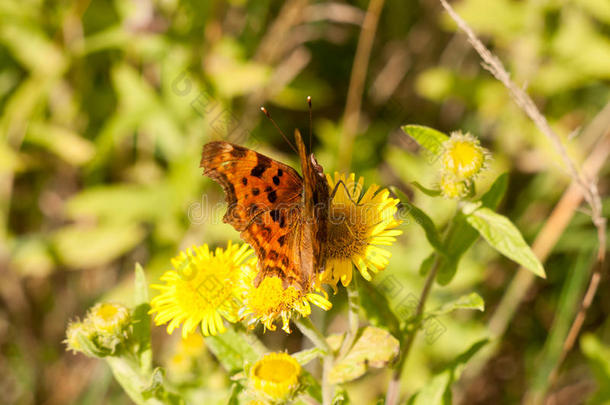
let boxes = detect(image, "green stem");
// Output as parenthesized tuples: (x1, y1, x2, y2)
(295, 318, 334, 405)
(385, 207, 457, 405)
(385, 256, 440, 405)
(295, 317, 331, 353)
(339, 277, 360, 358)
(106, 356, 166, 405)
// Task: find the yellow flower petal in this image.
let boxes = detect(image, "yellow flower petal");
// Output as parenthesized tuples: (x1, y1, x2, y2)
(149, 242, 253, 337)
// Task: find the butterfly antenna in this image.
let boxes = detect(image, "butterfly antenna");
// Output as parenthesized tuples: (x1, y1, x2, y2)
(307, 96, 313, 152)
(260, 106, 297, 154)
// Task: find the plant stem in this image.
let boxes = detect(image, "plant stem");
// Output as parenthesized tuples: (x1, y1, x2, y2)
(296, 317, 331, 353)
(338, 0, 385, 171)
(385, 255, 440, 405)
(295, 318, 334, 405)
(339, 277, 360, 358)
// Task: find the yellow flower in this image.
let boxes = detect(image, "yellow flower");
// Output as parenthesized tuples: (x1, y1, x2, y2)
(440, 173, 468, 199)
(179, 332, 206, 357)
(150, 242, 253, 337)
(88, 303, 130, 336)
(238, 262, 331, 333)
(441, 131, 489, 180)
(165, 333, 207, 377)
(321, 173, 402, 287)
(249, 352, 301, 403)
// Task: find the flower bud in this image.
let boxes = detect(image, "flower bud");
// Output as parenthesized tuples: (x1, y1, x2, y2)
(249, 352, 301, 403)
(441, 131, 489, 181)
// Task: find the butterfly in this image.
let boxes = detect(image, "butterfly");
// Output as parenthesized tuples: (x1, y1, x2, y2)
(200, 125, 331, 291)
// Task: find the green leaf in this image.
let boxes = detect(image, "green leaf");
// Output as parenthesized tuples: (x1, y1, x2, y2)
(292, 347, 325, 366)
(329, 326, 400, 384)
(465, 207, 546, 278)
(436, 173, 509, 285)
(359, 280, 401, 337)
(527, 251, 594, 401)
(410, 372, 451, 405)
(26, 122, 95, 166)
(429, 292, 485, 317)
(53, 224, 145, 269)
(401, 125, 449, 161)
(227, 383, 243, 405)
(0, 22, 67, 76)
(301, 371, 323, 403)
(132, 264, 152, 373)
(481, 173, 509, 208)
(205, 326, 266, 373)
(419, 253, 436, 276)
(134, 264, 149, 306)
(581, 333, 610, 403)
(392, 187, 444, 253)
(411, 181, 442, 197)
(408, 339, 489, 405)
(106, 358, 183, 405)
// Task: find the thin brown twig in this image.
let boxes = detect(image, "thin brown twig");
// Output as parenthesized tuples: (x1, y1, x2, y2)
(438, 0, 606, 260)
(338, 0, 385, 171)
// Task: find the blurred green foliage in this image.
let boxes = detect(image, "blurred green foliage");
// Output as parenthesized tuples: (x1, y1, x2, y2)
(0, 0, 608, 404)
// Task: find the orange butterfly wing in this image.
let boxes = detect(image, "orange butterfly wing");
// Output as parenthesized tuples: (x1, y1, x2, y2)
(200, 142, 310, 288)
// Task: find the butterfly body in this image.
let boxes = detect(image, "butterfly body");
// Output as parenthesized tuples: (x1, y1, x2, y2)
(200, 130, 330, 291)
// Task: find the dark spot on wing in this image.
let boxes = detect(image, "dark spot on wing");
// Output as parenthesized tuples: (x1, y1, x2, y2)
(252, 188, 260, 196)
(270, 209, 280, 222)
(273, 176, 280, 186)
(242, 177, 248, 185)
(277, 235, 286, 246)
(279, 215, 286, 228)
(250, 155, 272, 178)
(277, 168, 283, 177)
(267, 190, 277, 203)
(265, 186, 273, 192)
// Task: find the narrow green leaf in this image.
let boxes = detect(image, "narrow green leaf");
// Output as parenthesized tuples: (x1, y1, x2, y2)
(132, 264, 152, 373)
(292, 347, 325, 366)
(411, 371, 451, 405)
(392, 187, 444, 253)
(527, 251, 594, 400)
(411, 181, 442, 197)
(436, 173, 509, 285)
(227, 383, 243, 405)
(466, 207, 546, 278)
(134, 263, 148, 305)
(359, 281, 401, 337)
(419, 253, 436, 276)
(408, 339, 489, 405)
(581, 333, 610, 403)
(429, 292, 485, 317)
(401, 125, 449, 159)
(481, 173, 509, 208)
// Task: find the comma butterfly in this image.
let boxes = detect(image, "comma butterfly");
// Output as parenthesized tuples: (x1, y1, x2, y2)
(200, 107, 330, 291)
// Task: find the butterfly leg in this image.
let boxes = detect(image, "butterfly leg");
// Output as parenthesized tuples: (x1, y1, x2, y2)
(330, 180, 361, 206)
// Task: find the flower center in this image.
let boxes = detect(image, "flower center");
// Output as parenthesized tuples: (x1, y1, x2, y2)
(173, 255, 236, 314)
(248, 277, 300, 315)
(326, 204, 369, 260)
(97, 304, 119, 321)
(254, 358, 299, 383)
